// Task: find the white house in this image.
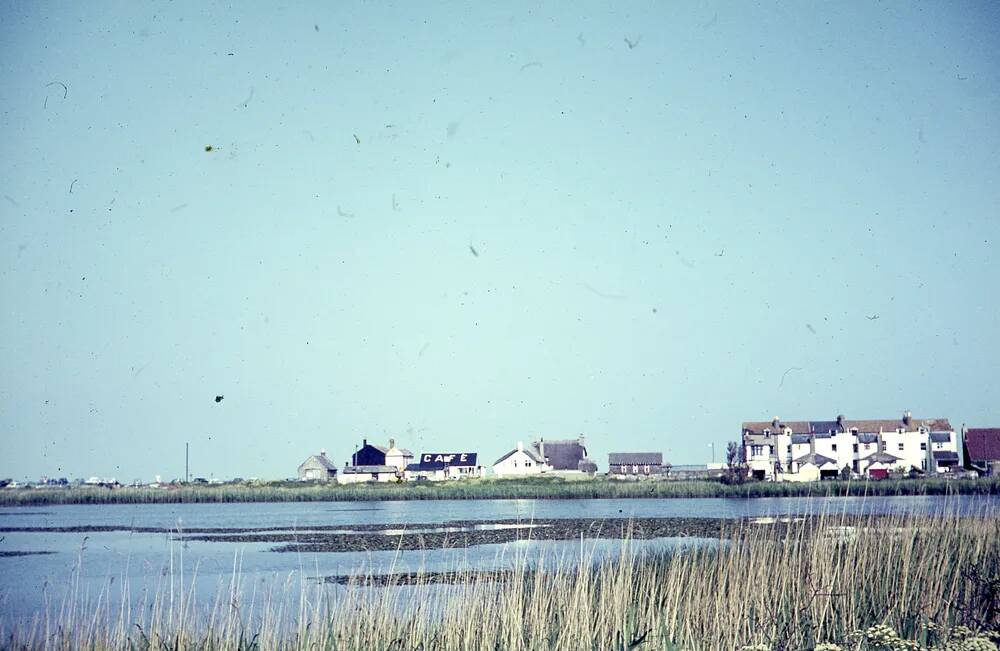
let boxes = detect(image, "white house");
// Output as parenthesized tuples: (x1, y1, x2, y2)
(384, 439, 414, 472)
(744, 412, 957, 481)
(782, 453, 838, 482)
(492, 441, 551, 477)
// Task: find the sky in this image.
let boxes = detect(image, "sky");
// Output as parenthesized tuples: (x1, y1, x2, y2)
(1, 1, 999, 481)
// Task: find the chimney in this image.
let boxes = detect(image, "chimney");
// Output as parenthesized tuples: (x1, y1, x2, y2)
(903, 411, 912, 427)
(389, 438, 395, 449)
(516, 441, 523, 452)
(772, 416, 780, 429)
(363, 438, 367, 446)
(836, 414, 844, 427)
(321, 448, 327, 457)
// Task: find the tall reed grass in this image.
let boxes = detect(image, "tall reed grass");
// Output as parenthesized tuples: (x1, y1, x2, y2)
(1, 505, 997, 649)
(2, 477, 998, 506)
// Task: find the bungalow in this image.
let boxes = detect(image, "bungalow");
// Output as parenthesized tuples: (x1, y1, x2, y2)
(297, 450, 337, 482)
(405, 452, 480, 481)
(608, 452, 666, 478)
(963, 428, 1000, 476)
(784, 453, 839, 482)
(493, 441, 550, 477)
(338, 465, 400, 484)
(535, 436, 598, 476)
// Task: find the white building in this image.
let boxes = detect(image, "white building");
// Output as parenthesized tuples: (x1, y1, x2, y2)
(744, 412, 958, 482)
(338, 465, 400, 484)
(492, 441, 551, 477)
(384, 439, 414, 472)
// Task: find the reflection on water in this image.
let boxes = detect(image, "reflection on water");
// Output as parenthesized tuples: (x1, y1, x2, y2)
(0, 495, 995, 624)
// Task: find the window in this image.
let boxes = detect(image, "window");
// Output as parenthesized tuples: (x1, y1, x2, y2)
(752, 445, 764, 457)
(787, 445, 792, 453)
(920, 442, 927, 451)
(763, 429, 771, 437)
(880, 442, 887, 451)
(853, 444, 858, 453)
(831, 444, 837, 452)
(898, 442, 905, 451)
(921, 459, 927, 470)
(935, 442, 943, 449)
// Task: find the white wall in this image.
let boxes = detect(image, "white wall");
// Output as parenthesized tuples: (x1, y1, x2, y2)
(493, 449, 547, 476)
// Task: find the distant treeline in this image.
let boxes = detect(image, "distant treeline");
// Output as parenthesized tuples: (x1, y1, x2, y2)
(1, 476, 998, 506)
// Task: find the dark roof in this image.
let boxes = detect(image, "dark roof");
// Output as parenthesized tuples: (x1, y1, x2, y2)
(299, 454, 336, 471)
(342, 465, 398, 474)
(932, 451, 959, 462)
(409, 453, 478, 470)
(791, 434, 811, 445)
(536, 439, 589, 471)
(964, 429, 1000, 462)
(857, 433, 879, 444)
(929, 432, 952, 443)
(608, 452, 662, 465)
(493, 445, 544, 466)
(578, 460, 598, 473)
(810, 421, 844, 434)
(792, 452, 837, 467)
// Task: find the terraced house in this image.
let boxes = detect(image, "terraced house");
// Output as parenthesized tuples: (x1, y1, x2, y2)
(742, 412, 958, 481)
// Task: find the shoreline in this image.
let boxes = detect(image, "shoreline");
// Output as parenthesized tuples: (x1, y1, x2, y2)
(0, 476, 997, 507)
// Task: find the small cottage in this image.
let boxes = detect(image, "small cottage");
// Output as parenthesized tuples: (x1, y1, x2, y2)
(493, 441, 550, 477)
(297, 451, 337, 482)
(535, 436, 597, 476)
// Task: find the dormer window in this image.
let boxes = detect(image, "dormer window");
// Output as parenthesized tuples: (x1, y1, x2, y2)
(763, 429, 771, 437)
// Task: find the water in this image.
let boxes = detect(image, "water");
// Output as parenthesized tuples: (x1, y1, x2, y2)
(0, 495, 994, 624)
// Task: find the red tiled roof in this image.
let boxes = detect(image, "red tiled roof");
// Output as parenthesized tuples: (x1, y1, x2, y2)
(964, 428, 1000, 462)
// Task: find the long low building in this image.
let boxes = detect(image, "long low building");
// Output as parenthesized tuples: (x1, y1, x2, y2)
(338, 465, 400, 484)
(607, 452, 666, 478)
(405, 452, 481, 481)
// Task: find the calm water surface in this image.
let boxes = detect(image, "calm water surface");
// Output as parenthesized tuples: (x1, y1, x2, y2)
(0, 495, 994, 623)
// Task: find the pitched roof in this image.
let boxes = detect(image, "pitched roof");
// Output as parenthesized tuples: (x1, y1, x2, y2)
(493, 445, 544, 466)
(299, 454, 336, 471)
(861, 451, 902, 465)
(929, 432, 952, 443)
(535, 439, 589, 471)
(932, 451, 959, 462)
(857, 433, 879, 444)
(791, 434, 811, 445)
(608, 452, 663, 465)
(792, 452, 837, 467)
(742, 421, 811, 434)
(964, 428, 1000, 462)
(845, 418, 953, 433)
(746, 417, 954, 435)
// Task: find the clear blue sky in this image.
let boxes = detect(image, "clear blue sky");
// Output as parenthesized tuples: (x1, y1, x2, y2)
(1, 1, 998, 481)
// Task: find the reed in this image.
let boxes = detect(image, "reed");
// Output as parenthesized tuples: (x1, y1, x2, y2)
(0, 505, 996, 649)
(1, 477, 998, 506)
